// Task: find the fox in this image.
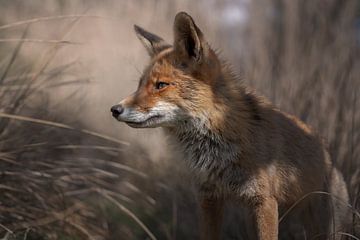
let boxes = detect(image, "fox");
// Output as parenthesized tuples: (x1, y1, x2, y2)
(110, 12, 349, 240)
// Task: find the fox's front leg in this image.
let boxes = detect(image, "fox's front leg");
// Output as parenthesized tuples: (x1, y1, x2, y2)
(199, 196, 224, 240)
(253, 197, 279, 240)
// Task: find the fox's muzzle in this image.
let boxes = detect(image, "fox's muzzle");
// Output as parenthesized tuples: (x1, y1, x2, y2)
(110, 100, 184, 128)
(110, 102, 164, 128)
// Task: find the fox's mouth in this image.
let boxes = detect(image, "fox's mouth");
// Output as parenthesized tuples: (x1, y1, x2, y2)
(111, 102, 181, 128)
(124, 115, 164, 128)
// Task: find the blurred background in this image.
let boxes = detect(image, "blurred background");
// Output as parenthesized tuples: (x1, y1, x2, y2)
(0, 0, 359, 239)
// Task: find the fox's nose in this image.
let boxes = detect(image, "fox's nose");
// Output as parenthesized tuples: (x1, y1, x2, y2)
(111, 104, 124, 118)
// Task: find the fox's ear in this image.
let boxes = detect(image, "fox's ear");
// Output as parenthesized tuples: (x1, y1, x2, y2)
(173, 12, 208, 62)
(134, 25, 171, 57)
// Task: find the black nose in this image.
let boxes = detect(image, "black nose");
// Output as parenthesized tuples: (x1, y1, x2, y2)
(111, 104, 124, 118)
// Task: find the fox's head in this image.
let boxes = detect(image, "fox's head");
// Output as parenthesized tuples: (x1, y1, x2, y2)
(111, 12, 227, 129)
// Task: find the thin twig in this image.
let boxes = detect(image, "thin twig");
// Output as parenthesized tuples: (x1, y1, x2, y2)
(0, 39, 82, 44)
(63, 218, 97, 240)
(13, 203, 83, 230)
(56, 144, 122, 152)
(97, 189, 157, 240)
(0, 224, 13, 235)
(0, 15, 110, 30)
(0, 24, 28, 85)
(78, 157, 147, 178)
(279, 191, 360, 223)
(311, 231, 360, 240)
(0, 112, 129, 146)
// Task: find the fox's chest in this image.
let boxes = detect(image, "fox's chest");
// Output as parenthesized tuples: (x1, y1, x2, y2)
(171, 129, 257, 198)
(175, 130, 235, 171)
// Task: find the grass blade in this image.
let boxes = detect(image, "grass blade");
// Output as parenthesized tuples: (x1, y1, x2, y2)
(0, 15, 110, 31)
(0, 112, 129, 146)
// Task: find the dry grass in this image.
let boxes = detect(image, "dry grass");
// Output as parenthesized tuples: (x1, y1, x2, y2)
(0, 0, 359, 239)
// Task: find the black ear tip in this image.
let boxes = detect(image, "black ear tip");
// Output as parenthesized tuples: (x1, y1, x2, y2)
(134, 25, 149, 38)
(134, 24, 142, 33)
(175, 11, 191, 18)
(174, 11, 193, 23)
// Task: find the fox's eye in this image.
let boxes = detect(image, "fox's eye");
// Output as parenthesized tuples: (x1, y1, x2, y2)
(155, 81, 169, 90)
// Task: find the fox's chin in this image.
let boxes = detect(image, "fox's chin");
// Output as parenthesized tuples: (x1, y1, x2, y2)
(124, 115, 168, 128)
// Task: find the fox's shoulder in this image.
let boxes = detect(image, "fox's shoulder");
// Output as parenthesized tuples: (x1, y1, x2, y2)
(243, 88, 316, 137)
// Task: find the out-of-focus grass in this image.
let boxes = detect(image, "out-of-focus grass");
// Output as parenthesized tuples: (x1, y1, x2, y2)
(0, 0, 359, 239)
(0, 12, 150, 239)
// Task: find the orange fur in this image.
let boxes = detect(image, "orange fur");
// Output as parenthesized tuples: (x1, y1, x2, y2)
(112, 12, 349, 240)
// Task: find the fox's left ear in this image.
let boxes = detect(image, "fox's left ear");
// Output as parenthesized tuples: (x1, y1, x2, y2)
(173, 12, 209, 63)
(134, 25, 171, 57)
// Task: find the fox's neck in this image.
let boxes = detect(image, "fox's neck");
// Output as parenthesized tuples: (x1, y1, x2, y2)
(167, 119, 241, 176)
(167, 69, 262, 176)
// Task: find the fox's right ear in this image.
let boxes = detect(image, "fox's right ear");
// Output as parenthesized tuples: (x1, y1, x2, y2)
(173, 12, 208, 63)
(134, 25, 171, 57)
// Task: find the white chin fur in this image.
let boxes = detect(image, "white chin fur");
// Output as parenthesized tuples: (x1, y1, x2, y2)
(118, 101, 182, 128)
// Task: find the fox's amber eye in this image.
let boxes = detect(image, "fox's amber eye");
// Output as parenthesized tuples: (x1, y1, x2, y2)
(155, 81, 169, 90)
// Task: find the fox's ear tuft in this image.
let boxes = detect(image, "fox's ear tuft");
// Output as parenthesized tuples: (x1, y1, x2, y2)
(134, 25, 171, 57)
(173, 12, 208, 62)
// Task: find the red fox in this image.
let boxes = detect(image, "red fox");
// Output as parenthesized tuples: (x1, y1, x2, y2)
(111, 12, 349, 240)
